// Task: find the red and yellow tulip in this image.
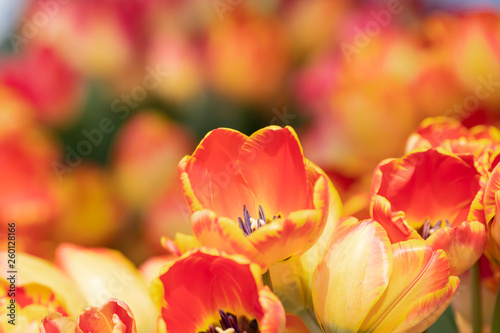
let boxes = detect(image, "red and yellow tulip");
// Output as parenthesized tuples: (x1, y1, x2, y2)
(178, 125, 331, 271)
(159, 248, 285, 333)
(40, 299, 137, 333)
(312, 217, 459, 333)
(406, 116, 500, 174)
(370, 148, 486, 275)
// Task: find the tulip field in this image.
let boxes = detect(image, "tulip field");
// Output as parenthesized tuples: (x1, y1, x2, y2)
(1, 0, 500, 332)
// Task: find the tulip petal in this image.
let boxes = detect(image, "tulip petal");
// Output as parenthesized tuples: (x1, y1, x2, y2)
(284, 313, 310, 333)
(40, 312, 75, 333)
(249, 209, 320, 270)
(76, 299, 136, 333)
(258, 287, 286, 333)
(238, 126, 309, 216)
(190, 209, 263, 265)
(371, 149, 481, 229)
(55, 244, 157, 333)
(360, 240, 458, 333)
(405, 117, 468, 153)
(426, 221, 487, 275)
(180, 128, 256, 220)
(484, 163, 500, 245)
(371, 195, 421, 244)
(312, 220, 392, 333)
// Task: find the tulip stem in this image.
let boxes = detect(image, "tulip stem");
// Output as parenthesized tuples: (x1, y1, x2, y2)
(492, 281, 500, 333)
(298, 309, 324, 333)
(471, 261, 482, 333)
(262, 270, 273, 291)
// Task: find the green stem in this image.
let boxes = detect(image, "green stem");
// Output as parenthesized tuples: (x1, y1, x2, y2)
(491, 281, 500, 333)
(262, 270, 273, 292)
(471, 261, 483, 333)
(297, 309, 324, 333)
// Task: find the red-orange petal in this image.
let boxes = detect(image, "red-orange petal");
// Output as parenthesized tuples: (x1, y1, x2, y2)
(405, 117, 468, 152)
(159, 248, 264, 333)
(371, 148, 481, 229)
(426, 221, 487, 275)
(76, 299, 137, 333)
(180, 128, 256, 220)
(238, 126, 309, 216)
(258, 287, 286, 333)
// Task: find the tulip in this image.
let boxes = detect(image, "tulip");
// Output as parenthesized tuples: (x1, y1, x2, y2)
(159, 248, 285, 333)
(178, 126, 331, 271)
(75, 299, 136, 333)
(371, 148, 486, 275)
(406, 116, 500, 174)
(312, 218, 459, 333)
(55, 244, 158, 333)
(0, 252, 85, 332)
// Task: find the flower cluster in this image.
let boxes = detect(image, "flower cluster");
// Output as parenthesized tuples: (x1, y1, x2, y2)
(2, 1, 500, 332)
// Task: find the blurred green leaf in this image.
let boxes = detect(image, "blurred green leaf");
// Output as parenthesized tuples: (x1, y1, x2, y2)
(426, 305, 458, 333)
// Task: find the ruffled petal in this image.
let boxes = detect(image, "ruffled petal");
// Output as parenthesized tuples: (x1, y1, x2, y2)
(405, 117, 468, 153)
(238, 126, 309, 216)
(371, 195, 421, 244)
(360, 240, 457, 333)
(426, 221, 486, 275)
(312, 220, 392, 333)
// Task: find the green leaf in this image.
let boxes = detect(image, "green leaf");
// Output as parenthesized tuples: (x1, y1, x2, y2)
(426, 305, 458, 333)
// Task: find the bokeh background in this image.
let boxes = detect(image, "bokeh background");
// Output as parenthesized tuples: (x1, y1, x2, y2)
(1, 0, 500, 270)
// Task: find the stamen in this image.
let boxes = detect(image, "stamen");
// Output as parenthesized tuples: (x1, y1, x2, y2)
(238, 205, 268, 236)
(421, 219, 449, 240)
(199, 309, 258, 333)
(422, 219, 431, 239)
(259, 205, 266, 221)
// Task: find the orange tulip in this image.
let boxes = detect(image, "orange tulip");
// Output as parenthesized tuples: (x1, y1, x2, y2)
(406, 116, 500, 174)
(178, 126, 331, 271)
(75, 299, 137, 333)
(40, 299, 137, 333)
(371, 148, 486, 275)
(312, 218, 459, 333)
(159, 248, 285, 333)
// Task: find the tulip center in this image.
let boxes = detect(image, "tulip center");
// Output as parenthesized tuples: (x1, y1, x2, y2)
(421, 219, 450, 240)
(199, 309, 259, 333)
(238, 205, 280, 236)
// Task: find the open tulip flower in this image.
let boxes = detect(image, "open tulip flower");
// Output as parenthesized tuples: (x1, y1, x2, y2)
(159, 248, 285, 333)
(178, 125, 331, 271)
(40, 299, 137, 333)
(312, 217, 459, 333)
(406, 116, 500, 174)
(370, 148, 486, 275)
